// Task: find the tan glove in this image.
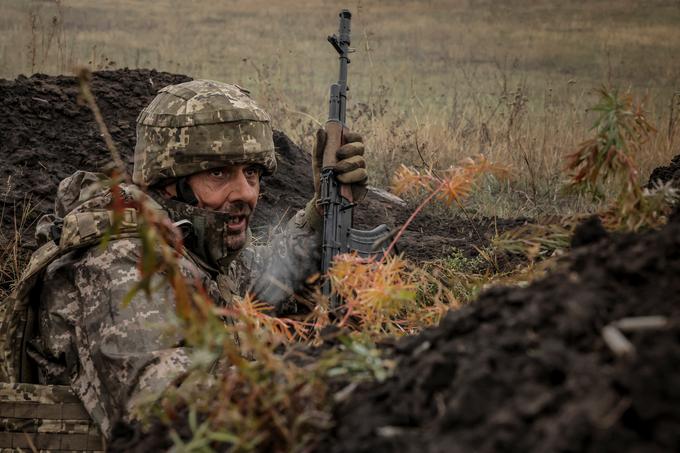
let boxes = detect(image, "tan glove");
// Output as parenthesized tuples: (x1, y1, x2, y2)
(311, 128, 369, 202)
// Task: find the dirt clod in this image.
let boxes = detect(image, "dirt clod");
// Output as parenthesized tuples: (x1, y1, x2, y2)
(570, 215, 608, 248)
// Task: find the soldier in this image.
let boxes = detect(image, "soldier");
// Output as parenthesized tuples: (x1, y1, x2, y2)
(0, 80, 368, 439)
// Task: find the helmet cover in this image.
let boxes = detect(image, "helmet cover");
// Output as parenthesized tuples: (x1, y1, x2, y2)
(133, 80, 276, 187)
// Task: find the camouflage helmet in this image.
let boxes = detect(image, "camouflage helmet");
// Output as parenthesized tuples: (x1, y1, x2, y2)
(133, 79, 276, 187)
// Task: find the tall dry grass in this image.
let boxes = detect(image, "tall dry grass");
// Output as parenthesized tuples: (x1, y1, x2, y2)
(0, 194, 37, 299)
(1, 0, 680, 217)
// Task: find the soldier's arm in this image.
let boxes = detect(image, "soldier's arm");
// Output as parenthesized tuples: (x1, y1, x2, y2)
(229, 203, 322, 312)
(37, 237, 198, 437)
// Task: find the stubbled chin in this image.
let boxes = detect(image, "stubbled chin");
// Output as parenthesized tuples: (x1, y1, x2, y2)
(226, 230, 247, 251)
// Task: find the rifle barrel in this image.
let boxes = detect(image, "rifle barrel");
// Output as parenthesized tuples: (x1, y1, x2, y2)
(328, 10, 351, 124)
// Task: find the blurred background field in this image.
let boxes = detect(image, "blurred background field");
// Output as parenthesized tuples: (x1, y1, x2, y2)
(2, 0, 679, 217)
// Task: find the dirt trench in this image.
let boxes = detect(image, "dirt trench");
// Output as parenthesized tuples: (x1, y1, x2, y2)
(5, 70, 678, 452)
(0, 69, 523, 277)
(321, 212, 680, 453)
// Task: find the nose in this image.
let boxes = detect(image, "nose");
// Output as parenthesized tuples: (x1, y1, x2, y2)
(224, 168, 258, 206)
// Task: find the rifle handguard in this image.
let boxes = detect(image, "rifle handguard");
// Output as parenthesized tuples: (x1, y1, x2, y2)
(322, 120, 354, 202)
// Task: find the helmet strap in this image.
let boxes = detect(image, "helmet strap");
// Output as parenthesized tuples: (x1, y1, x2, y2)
(175, 177, 198, 206)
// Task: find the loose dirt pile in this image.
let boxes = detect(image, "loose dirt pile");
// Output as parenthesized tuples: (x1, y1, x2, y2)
(0, 69, 523, 270)
(0, 68, 189, 279)
(322, 213, 680, 453)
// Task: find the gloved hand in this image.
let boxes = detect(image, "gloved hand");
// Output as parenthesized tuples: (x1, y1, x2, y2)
(311, 128, 368, 202)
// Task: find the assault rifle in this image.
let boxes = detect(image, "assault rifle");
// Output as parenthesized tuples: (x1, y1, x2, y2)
(320, 9, 392, 307)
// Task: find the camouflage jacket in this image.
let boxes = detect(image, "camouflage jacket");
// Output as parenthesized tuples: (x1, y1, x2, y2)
(0, 171, 320, 438)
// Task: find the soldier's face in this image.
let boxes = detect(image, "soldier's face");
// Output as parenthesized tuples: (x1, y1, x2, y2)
(187, 164, 262, 250)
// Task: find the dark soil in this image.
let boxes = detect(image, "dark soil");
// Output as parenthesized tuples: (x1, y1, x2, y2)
(322, 210, 680, 453)
(0, 69, 524, 269)
(0, 69, 190, 248)
(570, 215, 609, 249)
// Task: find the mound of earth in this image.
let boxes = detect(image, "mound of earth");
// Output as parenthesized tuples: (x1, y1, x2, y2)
(0, 68, 189, 273)
(647, 153, 680, 188)
(322, 211, 680, 453)
(0, 68, 524, 275)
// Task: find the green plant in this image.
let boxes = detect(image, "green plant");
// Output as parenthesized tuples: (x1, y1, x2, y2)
(565, 86, 675, 230)
(422, 250, 492, 303)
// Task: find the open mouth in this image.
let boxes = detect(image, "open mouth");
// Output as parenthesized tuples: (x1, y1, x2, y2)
(226, 215, 247, 232)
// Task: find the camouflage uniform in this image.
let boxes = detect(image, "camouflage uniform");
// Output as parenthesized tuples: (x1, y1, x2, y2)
(0, 382, 104, 450)
(0, 80, 322, 439)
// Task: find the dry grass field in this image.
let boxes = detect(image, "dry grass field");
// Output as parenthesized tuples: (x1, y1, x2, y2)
(2, 0, 680, 217)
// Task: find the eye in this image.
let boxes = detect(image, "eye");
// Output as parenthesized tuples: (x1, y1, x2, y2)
(244, 165, 262, 179)
(209, 169, 224, 178)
